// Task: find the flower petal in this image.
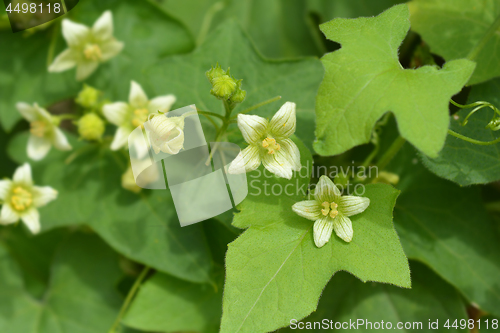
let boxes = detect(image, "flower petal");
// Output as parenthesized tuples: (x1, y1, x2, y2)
(100, 40, 124, 61)
(228, 145, 261, 174)
(279, 138, 301, 171)
(34, 104, 52, 122)
(333, 214, 353, 242)
(111, 127, 132, 151)
(0, 204, 19, 224)
(269, 102, 296, 139)
(339, 196, 370, 217)
(13, 163, 33, 185)
(148, 95, 176, 114)
(92, 10, 113, 41)
(76, 61, 99, 81)
(32, 186, 58, 207)
(16, 102, 37, 122)
(129, 81, 149, 108)
(0, 180, 12, 200)
(103, 102, 128, 126)
(52, 128, 72, 151)
(27, 135, 52, 161)
(292, 200, 322, 221)
(314, 175, 341, 203)
(62, 19, 89, 47)
(48, 48, 78, 72)
(313, 217, 334, 248)
(21, 208, 40, 234)
(237, 114, 267, 144)
(262, 150, 293, 179)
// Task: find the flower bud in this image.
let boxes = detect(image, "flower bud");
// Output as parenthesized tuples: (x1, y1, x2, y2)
(372, 171, 400, 185)
(210, 75, 237, 100)
(206, 64, 227, 84)
(122, 165, 142, 193)
(230, 80, 246, 104)
(77, 113, 105, 141)
(76, 84, 101, 109)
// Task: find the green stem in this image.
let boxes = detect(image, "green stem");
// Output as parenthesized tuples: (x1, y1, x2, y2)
(196, 109, 225, 120)
(108, 266, 151, 333)
(236, 96, 282, 117)
(376, 136, 406, 171)
(467, 13, 500, 61)
(448, 129, 500, 145)
(205, 100, 233, 165)
(47, 23, 60, 67)
(60, 0, 68, 13)
(361, 142, 380, 168)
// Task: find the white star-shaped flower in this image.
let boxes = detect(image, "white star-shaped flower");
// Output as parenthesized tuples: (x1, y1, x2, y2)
(103, 81, 176, 152)
(228, 102, 301, 179)
(292, 176, 370, 248)
(16, 102, 72, 161)
(0, 163, 58, 234)
(48, 11, 124, 81)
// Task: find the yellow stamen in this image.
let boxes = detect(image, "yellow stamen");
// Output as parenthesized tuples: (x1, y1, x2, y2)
(131, 108, 149, 128)
(321, 201, 330, 216)
(30, 120, 48, 137)
(261, 137, 281, 155)
(84, 44, 102, 61)
(321, 201, 339, 218)
(10, 186, 32, 212)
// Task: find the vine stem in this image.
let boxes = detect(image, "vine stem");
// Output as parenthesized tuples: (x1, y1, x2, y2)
(448, 129, 500, 145)
(376, 136, 406, 171)
(467, 13, 500, 61)
(108, 266, 151, 333)
(235, 96, 281, 116)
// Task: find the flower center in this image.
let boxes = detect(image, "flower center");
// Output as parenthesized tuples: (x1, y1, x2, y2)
(261, 137, 280, 154)
(321, 201, 338, 219)
(10, 186, 33, 212)
(30, 120, 48, 137)
(84, 44, 102, 61)
(131, 108, 149, 128)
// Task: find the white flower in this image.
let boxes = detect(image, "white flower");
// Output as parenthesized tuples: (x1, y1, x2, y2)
(103, 81, 176, 151)
(292, 176, 370, 248)
(144, 114, 184, 155)
(0, 163, 58, 234)
(16, 102, 72, 161)
(48, 11, 124, 81)
(228, 102, 301, 179)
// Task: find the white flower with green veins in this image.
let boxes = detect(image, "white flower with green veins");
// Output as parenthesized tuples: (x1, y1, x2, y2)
(103, 81, 176, 151)
(16, 102, 72, 161)
(229, 102, 301, 179)
(292, 175, 370, 248)
(0, 163, 58, 234)
(48, 11, 124, 81)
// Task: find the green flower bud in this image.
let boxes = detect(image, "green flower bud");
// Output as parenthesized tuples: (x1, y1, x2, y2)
(76, 84, 101, 109)
(77, 113, 105, 141)
(230, 80, 246, 104)
(122, 165, 141, 193)
(206, 64, 227, 84)
(210, 75, 237, 100)
(372, 171, 400, 185)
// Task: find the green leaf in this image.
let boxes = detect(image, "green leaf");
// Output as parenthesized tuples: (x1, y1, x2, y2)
(144, 20, 323, 151)
(389, 143, 500, 317)
(220, 137, 410, 333)
(314, 4, 475, 158)
(123, 271, 223, 333)
(0, 0, 193, 132)
(279, 261, 467, 332)
(308, 0, 405, 21)
(408, 0, 500, 85)
(0, 232, 123, 333)
(7, 133, 213, 283)
(161, 0, 323, 58)
(421, 78, 500, 185)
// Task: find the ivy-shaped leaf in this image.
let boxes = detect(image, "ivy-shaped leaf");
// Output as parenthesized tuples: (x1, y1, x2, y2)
(144, 20, 323, 151)
(0, 232, 122, 333)
(421, 78, 500, 185)
(389, 144, 500, 317)
(409, 0, 500, 85)
(7, 133, 213, 284)
(279, 261, 467, 332)
(314, 4, 475, 158)
(220, 137, 410, 333)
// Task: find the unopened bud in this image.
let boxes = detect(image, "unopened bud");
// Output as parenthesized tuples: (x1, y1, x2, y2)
(230, 80, 246, 104)
(210, 75, 237, 100)
(206, 64, 227, 84)
(122, 165, 141, 193)
(76, 84, 100, 109)
(77, 113, 105, 141)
